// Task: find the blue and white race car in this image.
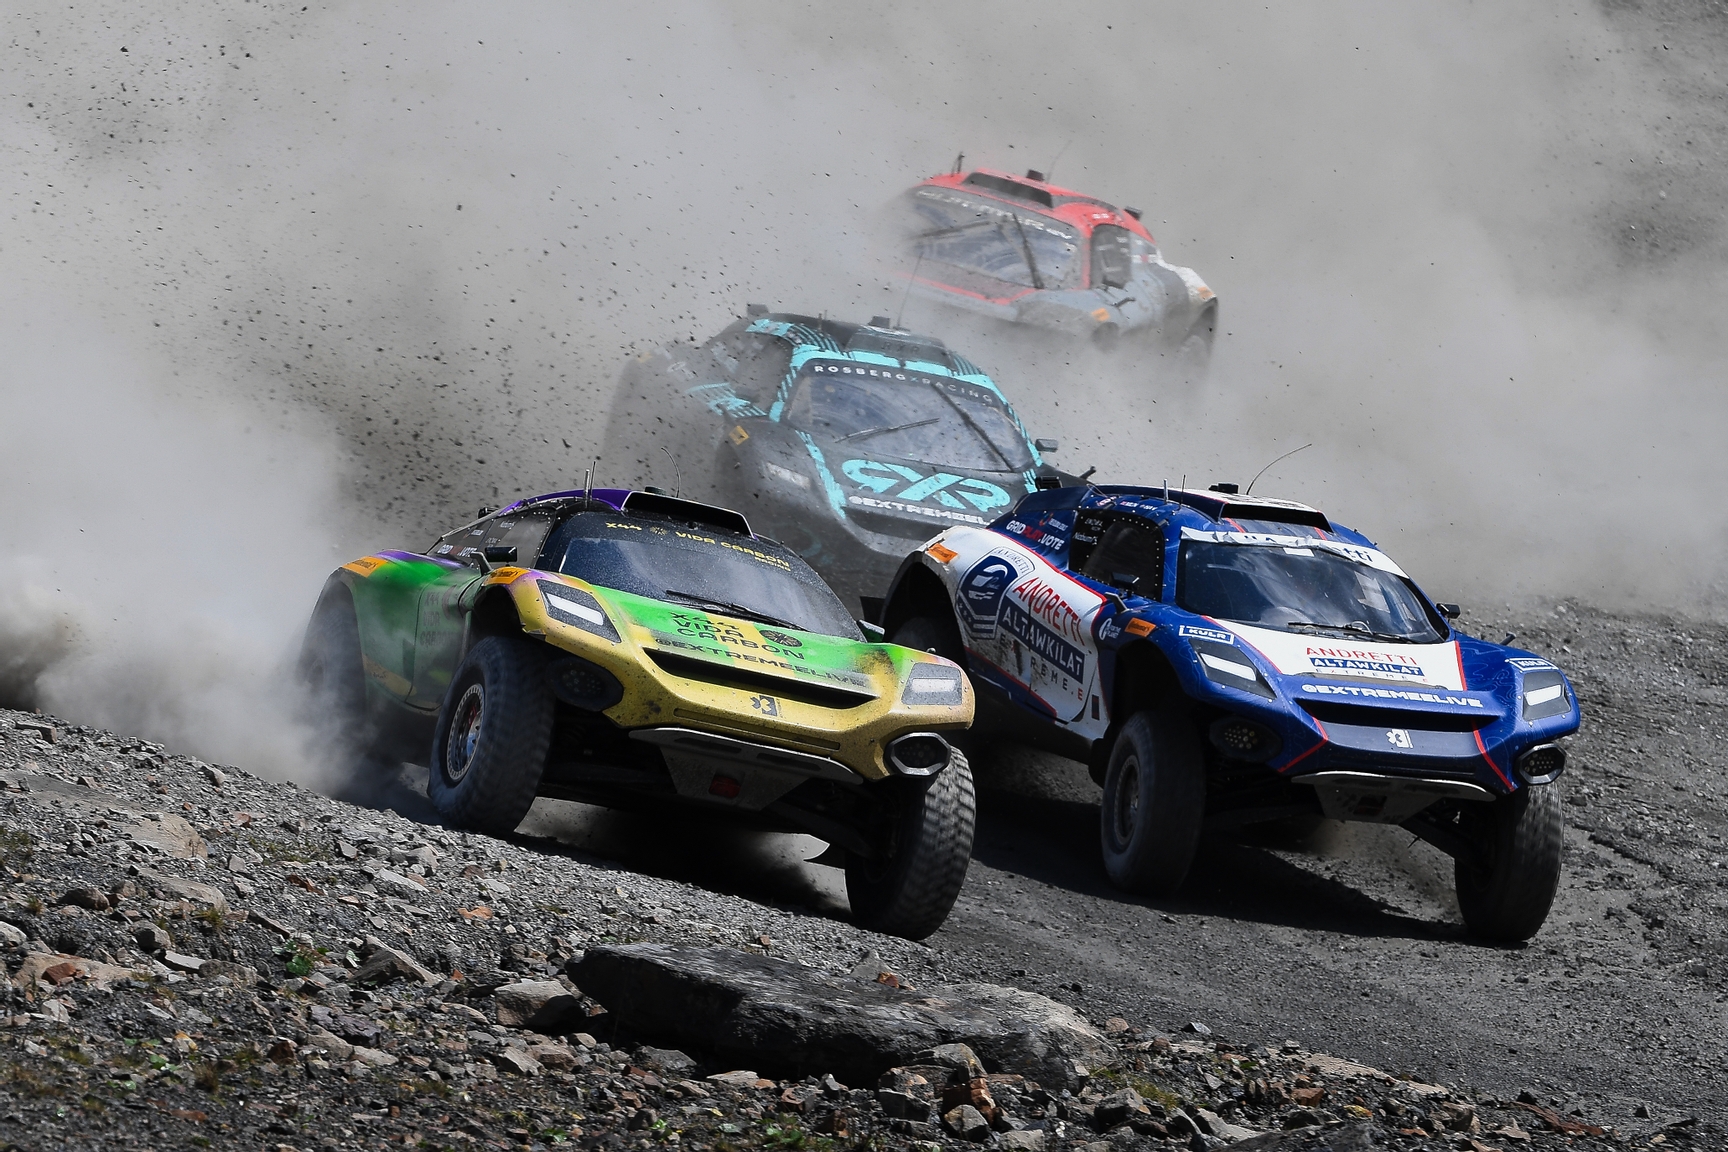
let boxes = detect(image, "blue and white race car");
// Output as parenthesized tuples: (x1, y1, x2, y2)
(879, 482, 1580, 941)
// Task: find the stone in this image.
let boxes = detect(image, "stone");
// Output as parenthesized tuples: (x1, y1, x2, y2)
(1230, 1120, 1382, 1149)
(58, 887, 109, 911)
(134, 869, 227, 911)
(1183, 1021, 1212, 1036)
(497, 1047, 543, 1076)
(573, 943, 1114, 1088)
(527, 1042, 580, 1071)
(917, 1042, 986, 1080)
(202, 764, 228, 787)
(708, 1069, 763, 1087)
(133, 923, 173, 954)
(405, 845, 440, 871)
(1000, 1131, 1047, 1152)
(126, 815, 208, 859)
(635, 1045, 697, 1075)
(375, 869, 427, 898)
(13, 952, 138, 989)
(1290, 1086, 1327, 1107)
(878, 1089, 933, 1121)
(0, 921, 26, 950)
(306, 1027, 355, 1061)
(350, 1046, 398, 1068)
(943, 1104, 990, 1141)
(353, 946, 437, 986)
(1195, 1107, 1258, 1142)
(493, 979, 582, 1031)
(162, 952, 206, 973)
(1094, 1087, 1147, 1129)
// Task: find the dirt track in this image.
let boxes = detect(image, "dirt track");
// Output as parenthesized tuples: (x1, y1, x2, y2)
(495, 600, 1725, 1130)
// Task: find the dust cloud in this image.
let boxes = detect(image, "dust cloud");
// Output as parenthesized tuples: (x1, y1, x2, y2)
(1, 2, 1724, 767)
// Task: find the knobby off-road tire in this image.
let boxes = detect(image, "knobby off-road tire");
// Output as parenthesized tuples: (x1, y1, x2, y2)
(297, 590, 396, 783)
(1168, 302, 1218, 377)
(1455, 783, 1563, 943)
(1099, 709, 1207, 895)
(846, 750, 976, 940)
(428, 636, 555, 835)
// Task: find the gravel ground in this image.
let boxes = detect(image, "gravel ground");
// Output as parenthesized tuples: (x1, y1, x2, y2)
(0, 599, 1720, 1151)
(0, 596, 1696, 1152)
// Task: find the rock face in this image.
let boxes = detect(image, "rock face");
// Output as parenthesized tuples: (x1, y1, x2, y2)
(572, 943, 1113, 1087)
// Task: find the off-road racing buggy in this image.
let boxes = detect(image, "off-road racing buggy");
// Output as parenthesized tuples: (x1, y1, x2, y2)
(299, 488, 976, 939)
(879, 483, 1580, 942)
(604, 310, 1069, 617)
(897, 167, 1218, 364)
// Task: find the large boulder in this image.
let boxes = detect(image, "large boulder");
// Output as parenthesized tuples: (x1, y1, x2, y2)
(571, 944, 1113, 1087)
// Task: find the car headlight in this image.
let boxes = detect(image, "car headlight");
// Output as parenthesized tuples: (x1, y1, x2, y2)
(1521, 669, 1571, 721)
(1189, 638, 1276, 700)
(902, 662, 965, 706)
(537, 580, 620, 643)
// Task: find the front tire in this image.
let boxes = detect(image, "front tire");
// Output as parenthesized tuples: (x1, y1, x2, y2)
(1455, 784, 1563, 942)
(428, 636, 555, 835)
(1099, 709, 1206, 895)
(846, 751, 976, 940)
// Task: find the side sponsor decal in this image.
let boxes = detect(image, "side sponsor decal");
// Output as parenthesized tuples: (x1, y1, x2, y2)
(1178, 624, 1233, 645)
(957, 554, 1022, 639)
(999, 600, 1085, 680)
(1507, 657, 1557, 670)
(1301, 684, 1485, 708)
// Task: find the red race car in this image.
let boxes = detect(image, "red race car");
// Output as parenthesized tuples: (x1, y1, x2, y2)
(898, 166, 1217, 368)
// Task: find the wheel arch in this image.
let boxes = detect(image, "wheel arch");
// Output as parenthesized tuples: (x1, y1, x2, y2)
(467, 584, 529, 653)
(881, 554, 957, 646)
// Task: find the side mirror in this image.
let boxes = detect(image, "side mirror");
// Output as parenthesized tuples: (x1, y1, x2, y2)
(859, 620, 886, 642)
(1112, 572, 1142, 593)
(1435, 602, 1461, 619)
(484, 545, 518, 564)
(1035, 437, 1059, 453)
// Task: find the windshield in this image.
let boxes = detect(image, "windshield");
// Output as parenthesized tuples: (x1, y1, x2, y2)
(906, 188, 1079, 289)
(1177, 540, 1445, 644)
(787, 361, 1034, 471)
(542, 512, 862, 639)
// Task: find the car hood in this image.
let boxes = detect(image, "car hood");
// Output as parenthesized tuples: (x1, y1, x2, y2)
(599, 585, 897, 701)
(807, 441, 1035, 535)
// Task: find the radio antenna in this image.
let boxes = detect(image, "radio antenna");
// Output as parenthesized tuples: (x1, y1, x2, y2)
(660, 445, 682, 498)
(586, 457, 600, 502)
(952, 151, 965, 174)
(1045, 138, 1073, 182)
(894, 249, 924, 330)
(1246, 443, 1313, 495)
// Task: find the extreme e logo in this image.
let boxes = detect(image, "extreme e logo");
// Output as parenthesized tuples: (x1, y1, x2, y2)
(842, 459, 1011, 513)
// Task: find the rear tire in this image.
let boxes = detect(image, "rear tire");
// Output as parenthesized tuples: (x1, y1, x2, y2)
(428, 636, 555, 835)
(1169, 302, 1217, 377)
(846, 751, 976, 940)
(1099, 709, 1206, 895)
(297, 589, 397, 783)
(1455, 784, 1563, 942)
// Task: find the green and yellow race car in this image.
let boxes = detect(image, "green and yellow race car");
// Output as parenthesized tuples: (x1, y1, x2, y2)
(298, 487, 975, 938)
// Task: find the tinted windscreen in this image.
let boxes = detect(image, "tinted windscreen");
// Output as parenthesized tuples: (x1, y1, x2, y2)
(542, 512, 862, 639)
(906, 188, 1079, 289)
(788, 362, 1033, 471)
(1177, 541, 1444, 643)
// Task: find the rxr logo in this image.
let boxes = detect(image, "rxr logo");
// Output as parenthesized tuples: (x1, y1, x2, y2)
(1385, 728, 1413, 749)
(841, 460, 1010, 512)
(749, 695, 780, 717)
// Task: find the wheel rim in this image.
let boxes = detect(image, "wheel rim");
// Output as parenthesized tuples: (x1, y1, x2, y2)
(446, 683, 485, 784)
(1110, 754, 1142, 848)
